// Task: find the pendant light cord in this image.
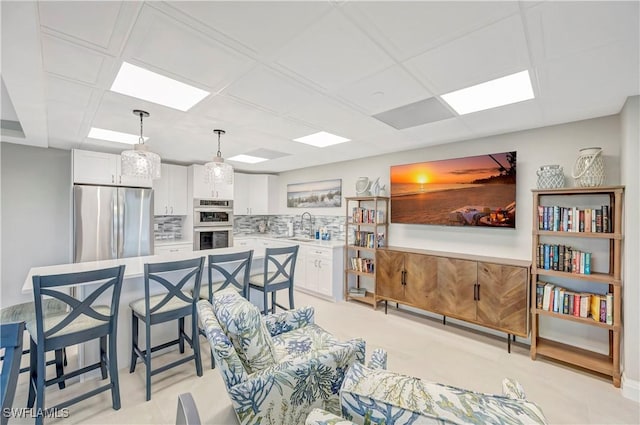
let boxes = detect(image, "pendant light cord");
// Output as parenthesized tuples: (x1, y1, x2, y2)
(216, 131, 222, 158)
(139, 112, 144, 145)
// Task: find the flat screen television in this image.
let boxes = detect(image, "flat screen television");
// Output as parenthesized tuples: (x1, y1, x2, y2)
(390, 151, 516, 228)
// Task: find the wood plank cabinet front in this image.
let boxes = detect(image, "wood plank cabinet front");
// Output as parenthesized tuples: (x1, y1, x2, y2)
(376, 247, 529, 337)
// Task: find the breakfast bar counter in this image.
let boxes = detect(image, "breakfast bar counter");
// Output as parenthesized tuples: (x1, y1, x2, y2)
(21, 245, 290, 370)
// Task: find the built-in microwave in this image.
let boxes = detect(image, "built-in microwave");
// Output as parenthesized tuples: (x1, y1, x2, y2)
(193, 227, 233, 251)
(193, 199, 233, 227)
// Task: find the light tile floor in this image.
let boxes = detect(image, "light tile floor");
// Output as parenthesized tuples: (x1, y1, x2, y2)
(8, 291, 640, 424)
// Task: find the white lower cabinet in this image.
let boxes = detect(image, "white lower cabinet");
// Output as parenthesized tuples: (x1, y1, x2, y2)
(154, 242, 193, 255)
(296, 245, 343, 300)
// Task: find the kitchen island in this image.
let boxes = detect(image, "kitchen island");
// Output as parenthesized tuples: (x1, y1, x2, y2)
(21, 244, 295, 370)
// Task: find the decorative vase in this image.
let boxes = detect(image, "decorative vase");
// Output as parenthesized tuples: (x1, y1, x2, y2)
(355, 177, 371, 196)
(536, 165, 564, 189)
(572, 147, 605, 187)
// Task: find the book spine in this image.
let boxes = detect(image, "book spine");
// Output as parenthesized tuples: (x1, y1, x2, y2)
(553, 206, 560, 231)
(565, 247, 572, 272)
(568, 293, 574, 315)
(603, 205, 610, 232)
(536, 283, 544, 309)
(563, 293, 570, 314)
(559, 245, 565, 272)
(580, 252, 586, 274)
(573, 294, 581, 317)
(579, 210, 585, 232)
(584, 252, 591, 275)
(553, 288, 560, 313)
(567, 207, 573, 232)
(544, 244, 550, 270)
(599, 297, 607, 323)
(606, 293, 613, 325)
(538, 206, 544, 230)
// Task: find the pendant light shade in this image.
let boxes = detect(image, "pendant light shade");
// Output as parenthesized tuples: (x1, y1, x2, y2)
(121, 110, 161, 179)
(205, 129, 233, 184)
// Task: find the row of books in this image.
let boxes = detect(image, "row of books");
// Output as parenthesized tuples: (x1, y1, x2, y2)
(536, 244, 592, 274)
(537, 205, 611, 232)
(350, 257, 374, 273)
(536, 282, 613, 324)
(352, 231, 385, 248)
(351, 207, 384, 224)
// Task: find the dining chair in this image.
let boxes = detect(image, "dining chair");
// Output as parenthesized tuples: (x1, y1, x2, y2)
(175, 392, 201, 425)
(129, 257, 204, 401)
(248, 245, 299, 314)
(0, 300, 68, 379)
(1, 321, 25, 425)
(193, 251, 253, 369)
(27, 265, 125, 425)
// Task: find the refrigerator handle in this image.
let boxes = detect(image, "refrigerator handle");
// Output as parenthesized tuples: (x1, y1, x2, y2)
(116, 188, 125, 259)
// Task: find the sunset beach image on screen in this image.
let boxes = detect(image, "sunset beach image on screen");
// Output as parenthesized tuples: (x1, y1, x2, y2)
(390, 152, 516, 228)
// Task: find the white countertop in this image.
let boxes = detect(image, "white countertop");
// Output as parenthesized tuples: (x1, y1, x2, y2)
(234, 233, 344, 249)
(22, 246, 266, 294)
(154, 239, 193, 247)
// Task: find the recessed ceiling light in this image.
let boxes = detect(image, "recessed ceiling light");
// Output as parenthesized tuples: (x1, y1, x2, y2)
(110, 62, 210, 111)
(228, 154, 268, 164)
(293, 131, 351, 148)
(441, 70, 534, 115)
(88, 127, 147, 145)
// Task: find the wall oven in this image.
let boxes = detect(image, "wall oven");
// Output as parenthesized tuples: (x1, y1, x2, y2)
(193, 199, 233, 250)
(194, 227, 233, 251)
(194, 199, 233, 227)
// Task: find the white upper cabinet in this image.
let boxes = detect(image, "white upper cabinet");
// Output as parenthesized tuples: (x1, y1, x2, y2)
(189, 164, 234, 200)
(72, 149, 152, 187)
(153, 163, 188, 215)
(233, 173, 279, 215)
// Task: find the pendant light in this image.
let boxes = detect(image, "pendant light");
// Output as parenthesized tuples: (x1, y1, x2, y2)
(205, 129, 233, 184)
(120, 109, 161, 179)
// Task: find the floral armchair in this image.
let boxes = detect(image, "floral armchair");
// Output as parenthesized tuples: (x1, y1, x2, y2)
(197, 289, 385, 425)
(306, 362, 548, 425)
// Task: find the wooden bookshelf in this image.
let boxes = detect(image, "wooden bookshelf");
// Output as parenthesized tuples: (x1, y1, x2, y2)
(344, 196, 389, 310)
(530, 186, 623, 387)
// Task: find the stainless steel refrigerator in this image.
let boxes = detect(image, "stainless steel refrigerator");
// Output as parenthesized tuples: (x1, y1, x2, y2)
(73, 185, 154, 262)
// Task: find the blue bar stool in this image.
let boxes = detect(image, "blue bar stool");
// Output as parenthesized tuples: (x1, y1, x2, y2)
(27, 265, 125, 425)
(129, 257, 204, 401)
(248, 245, 299, 314)
(1, 321, 25, 425)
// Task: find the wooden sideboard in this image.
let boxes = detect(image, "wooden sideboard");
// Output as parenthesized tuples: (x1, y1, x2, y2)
(376, 246, 530, 349)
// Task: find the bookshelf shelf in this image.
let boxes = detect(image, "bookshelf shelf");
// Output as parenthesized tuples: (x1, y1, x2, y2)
(534, 309, 617, 330)
(344, 196, 389, 310)
(534, 338, 614, 376)
(532, 268, 619, 285)
(346, 270, 375, 277)
(345, 291, 377, 306)
(530, 186, 623, 387)
(533, 230, 622, 240)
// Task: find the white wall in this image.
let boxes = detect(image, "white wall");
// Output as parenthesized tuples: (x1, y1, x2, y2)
(0, 143, 71, 308)
(620, 95, 640, 401)
(278, 115, 621, 261)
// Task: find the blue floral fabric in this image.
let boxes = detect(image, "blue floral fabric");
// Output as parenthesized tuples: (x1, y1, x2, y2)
(211, 289, 278, 374)
(306, 408, 357, 425)
(339, 362, 548, 425)
(198, 295, 368, 425)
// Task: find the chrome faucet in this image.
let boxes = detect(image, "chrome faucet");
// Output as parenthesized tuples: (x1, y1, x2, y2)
(300, 212, 313, 239)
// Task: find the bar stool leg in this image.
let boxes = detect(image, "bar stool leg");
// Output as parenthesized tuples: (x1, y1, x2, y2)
(262, 290, 268, 315)
(109, 333, 121, 410)
(55, 349, 66, 389)
(129, 312, 138, 373)
(272, 291, 277, 314)
(178, 318, 185, 354)
(35, 342, 46, 425)
(145, 320, 152, 402)
(100, 336, 108, 379)
(288, 286, 294, 310)
(27, 339, 36, 408)
(192, 313, 202, 377)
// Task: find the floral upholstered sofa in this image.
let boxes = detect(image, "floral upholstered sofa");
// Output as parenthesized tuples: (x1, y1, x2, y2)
(197, 289, 386, 425)
(305, 362, 548, 425)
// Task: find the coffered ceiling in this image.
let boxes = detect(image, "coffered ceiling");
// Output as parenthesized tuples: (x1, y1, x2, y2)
(1, 1, 638, 172)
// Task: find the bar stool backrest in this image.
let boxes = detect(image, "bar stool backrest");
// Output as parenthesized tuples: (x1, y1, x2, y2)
(0, 321, 25, 425)
(32, 265, 125, 349)
(144, 258, 204, 319)
(207, 251, 253, 300)
(263, 246, 299, 287)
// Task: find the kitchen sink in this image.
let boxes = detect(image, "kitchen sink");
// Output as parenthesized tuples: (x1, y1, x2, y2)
(288, 237, 315, 242)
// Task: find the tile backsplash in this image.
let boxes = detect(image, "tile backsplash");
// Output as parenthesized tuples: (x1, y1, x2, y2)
(234, 214, 346, 240)
(154, 216, 184, 241)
